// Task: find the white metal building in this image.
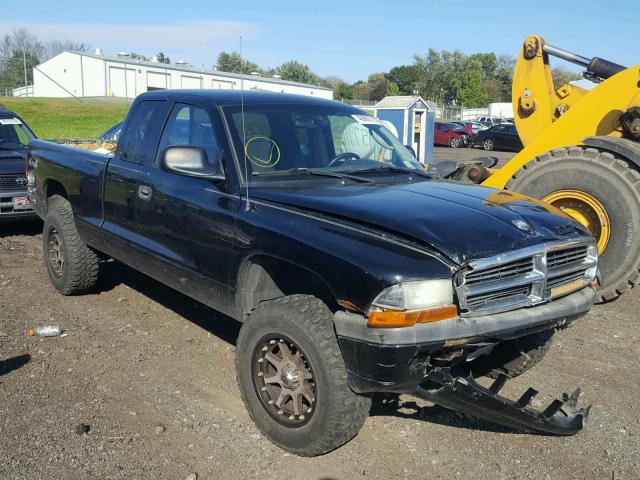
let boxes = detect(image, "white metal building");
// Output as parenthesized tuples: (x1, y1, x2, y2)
(32, 51, 333, 100)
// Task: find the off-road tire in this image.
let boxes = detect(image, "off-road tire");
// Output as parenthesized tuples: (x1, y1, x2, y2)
(235, 295, 371, 456)
(507, 147, 640, 302)
(471, 329, 554, 379)
(43, 195, 99, 295)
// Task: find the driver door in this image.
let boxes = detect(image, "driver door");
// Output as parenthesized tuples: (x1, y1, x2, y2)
(135, 100, 238, 314)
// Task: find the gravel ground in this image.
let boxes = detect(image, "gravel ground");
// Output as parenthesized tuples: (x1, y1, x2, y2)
(1, 150, 638, 479)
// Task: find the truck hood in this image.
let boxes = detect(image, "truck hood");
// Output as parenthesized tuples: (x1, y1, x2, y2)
(251, 179, 591, 265)
(0, 150, 27, 174)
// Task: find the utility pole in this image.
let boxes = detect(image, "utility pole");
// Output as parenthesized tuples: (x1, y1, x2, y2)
(23, 50, 28, 96)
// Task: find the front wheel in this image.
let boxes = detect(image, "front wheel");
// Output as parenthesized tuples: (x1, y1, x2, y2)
(235, 295, 371, 456)
(507, 147, 640, 302)
(449, 137, 462, 148)
(483, 138, 494, 151)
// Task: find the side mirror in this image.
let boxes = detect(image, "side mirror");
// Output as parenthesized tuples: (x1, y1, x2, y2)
(404, 145, 417, 158)
(160, 146, 224, 181)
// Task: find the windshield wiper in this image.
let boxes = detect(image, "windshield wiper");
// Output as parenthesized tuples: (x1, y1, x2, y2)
(253, 167, 374, 183)
(345, 165, 432, 179)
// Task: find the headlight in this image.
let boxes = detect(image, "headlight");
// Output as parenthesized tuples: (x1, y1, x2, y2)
(372, 279, 453, 310)
(368, 280, 458, 328)
(585, 241, 598, 282)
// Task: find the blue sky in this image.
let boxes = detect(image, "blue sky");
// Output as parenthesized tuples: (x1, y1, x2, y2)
(1, 0, 635, 82)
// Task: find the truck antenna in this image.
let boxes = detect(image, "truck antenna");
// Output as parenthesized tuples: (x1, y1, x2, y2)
(239, 35, 250, 212)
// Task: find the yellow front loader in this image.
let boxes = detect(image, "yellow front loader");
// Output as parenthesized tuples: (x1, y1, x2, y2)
(466, 35, 640, 302)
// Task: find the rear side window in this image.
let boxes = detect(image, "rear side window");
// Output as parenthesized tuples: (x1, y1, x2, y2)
(159, 103, 220, 165)
(119, 100, 164, 163)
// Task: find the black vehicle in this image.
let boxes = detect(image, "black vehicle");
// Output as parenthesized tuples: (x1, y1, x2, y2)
(0, 106, 37, 223)
(98, 121, 124, 142)
(475, 123, 524, 151)
(28, 90, 596, 456)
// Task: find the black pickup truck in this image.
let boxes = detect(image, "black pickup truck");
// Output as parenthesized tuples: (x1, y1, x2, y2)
(29, 90, 597, 456)
(0, 106, 37, 222)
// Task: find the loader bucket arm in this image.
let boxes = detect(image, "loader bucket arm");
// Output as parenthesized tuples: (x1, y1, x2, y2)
(414, 368, 590, 435)
(483, 60, 640, 190)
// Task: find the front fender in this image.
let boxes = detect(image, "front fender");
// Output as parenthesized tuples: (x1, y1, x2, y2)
(232, 200, 455, 313)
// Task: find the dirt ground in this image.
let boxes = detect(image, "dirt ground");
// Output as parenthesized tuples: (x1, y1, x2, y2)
(1, 146, 638, 479)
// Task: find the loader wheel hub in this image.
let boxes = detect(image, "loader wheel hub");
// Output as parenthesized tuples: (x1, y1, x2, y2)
(543, 189, 610, 253)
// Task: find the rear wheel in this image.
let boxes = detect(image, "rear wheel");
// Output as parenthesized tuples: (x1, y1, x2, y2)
(507, 147, 640, 302)
(483, 138, 494, 151)
(235, 295, 371, 456)
(43, 195, 100, 295)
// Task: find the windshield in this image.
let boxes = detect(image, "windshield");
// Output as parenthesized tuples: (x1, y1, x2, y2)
(223, 104, 424, 184)
(0, 117, 35, 149)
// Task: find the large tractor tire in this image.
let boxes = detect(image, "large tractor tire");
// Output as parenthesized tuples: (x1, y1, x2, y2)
(507, 146, 640, 302)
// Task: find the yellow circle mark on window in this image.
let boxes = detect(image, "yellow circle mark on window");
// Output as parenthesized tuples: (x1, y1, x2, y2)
(244, 136, 281, 168)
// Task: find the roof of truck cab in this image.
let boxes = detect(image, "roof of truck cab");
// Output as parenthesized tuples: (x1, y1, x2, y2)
(136, 89, 360, 111)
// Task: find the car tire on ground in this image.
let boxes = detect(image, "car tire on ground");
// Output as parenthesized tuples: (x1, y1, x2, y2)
(235, 294, 371, 457)
(470, 329, 554, 379)
(483, 138, 494, 151)
(43, 195, 100, 295)
(507, 147, 640, 302)
(449, 137, 461, 148)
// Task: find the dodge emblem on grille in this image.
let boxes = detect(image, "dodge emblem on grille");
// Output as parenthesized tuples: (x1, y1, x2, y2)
(15, 176, 27, 186)
(512, 219, 533, 233)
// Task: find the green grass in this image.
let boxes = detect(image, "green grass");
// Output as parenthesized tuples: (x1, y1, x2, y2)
(0, 97, 130, 139)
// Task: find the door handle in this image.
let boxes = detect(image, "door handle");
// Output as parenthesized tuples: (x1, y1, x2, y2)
(138, 185, 152, 201)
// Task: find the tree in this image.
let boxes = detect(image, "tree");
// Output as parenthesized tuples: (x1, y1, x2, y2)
(156, 52, 171, 64)
(495, 54, 516, 101)
(367, 72, 389, 102)
(129, 52, 149, 61)
(351, 81, 371, 101)
(276, 60, 318, 84)
(43, 39, 90, 59)
(551, 67, 582, 88)
(216, 51, 260, 75)
(0, 50, 39, 90)
(333, 81, 353, 100)
(0, 28, 92, 90)
(386, 65, 420, 95)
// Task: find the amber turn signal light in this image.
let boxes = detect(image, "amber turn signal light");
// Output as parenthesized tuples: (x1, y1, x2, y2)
(368, 305, 458, 328)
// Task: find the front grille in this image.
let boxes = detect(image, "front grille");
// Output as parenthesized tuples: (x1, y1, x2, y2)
(465, 256, 534, 284)
(547, 246, 588, 269)
(456, 241, 596, 316)
(0, 174, 27, 192)
(466, 284, 531, 310)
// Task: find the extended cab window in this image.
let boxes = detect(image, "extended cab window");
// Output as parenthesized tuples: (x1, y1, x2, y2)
(119, 100, 164, 163)
(159, 103, 219, 165)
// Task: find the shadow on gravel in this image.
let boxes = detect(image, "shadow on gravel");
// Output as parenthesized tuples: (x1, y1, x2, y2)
(0, 220, 42, 238)
(97, 260, 241, 346)
(0, 354, 31, 376)
(369, 393, 519, 434)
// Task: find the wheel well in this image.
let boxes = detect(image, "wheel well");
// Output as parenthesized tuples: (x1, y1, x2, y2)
(45, 180, 68, 200)
(237, 256, 338, 318)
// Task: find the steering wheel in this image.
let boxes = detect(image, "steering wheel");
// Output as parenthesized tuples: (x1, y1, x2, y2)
(327, 152, 361, 168)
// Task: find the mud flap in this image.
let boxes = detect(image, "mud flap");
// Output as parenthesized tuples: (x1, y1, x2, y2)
(414, 368, 590, 435)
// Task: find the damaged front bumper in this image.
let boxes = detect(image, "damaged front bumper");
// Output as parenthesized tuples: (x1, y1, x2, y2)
(416, 368, 589, 435)
(334, 286, 595, 435)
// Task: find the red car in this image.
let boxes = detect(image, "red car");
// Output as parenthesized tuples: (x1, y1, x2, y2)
(434, 122, 465, 148)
